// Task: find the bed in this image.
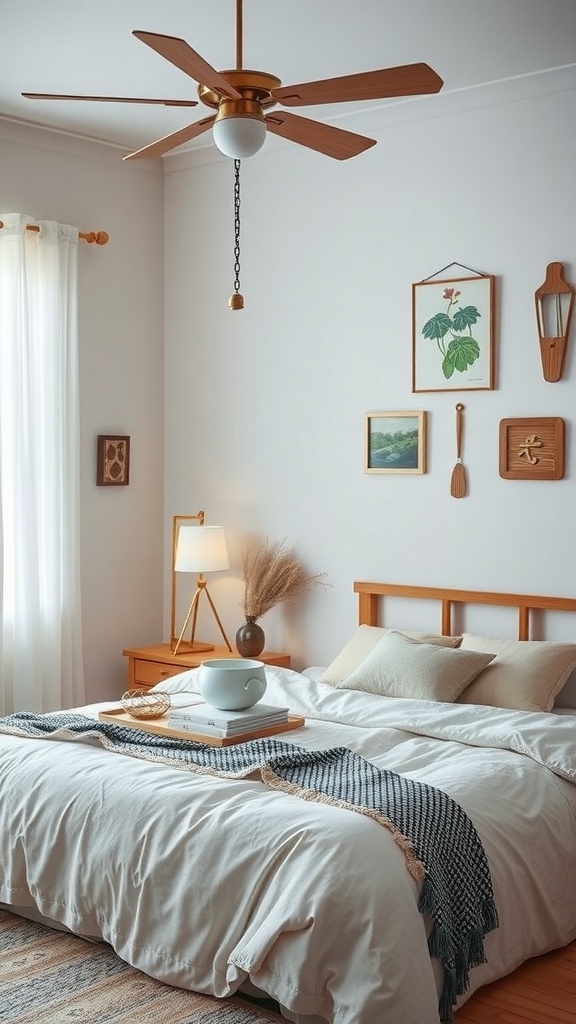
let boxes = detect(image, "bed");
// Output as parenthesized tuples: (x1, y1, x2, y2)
(1, 580, 576, 1024)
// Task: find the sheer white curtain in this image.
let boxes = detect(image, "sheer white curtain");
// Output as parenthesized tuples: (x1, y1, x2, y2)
(0, 213, 85, 714)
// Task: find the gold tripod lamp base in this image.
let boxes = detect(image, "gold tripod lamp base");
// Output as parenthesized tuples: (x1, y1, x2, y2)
(172, 576, 232, 656)
(171, 640, 215, 654)
(170, 513, 232, 656)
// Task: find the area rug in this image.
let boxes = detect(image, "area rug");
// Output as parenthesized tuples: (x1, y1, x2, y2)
(0, 909, 284, 1023)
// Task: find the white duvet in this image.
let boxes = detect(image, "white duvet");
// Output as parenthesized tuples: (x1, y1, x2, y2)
(1, 665, 575, 1024)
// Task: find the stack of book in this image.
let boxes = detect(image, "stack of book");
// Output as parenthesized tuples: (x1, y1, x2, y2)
(167, 701, 291, 739)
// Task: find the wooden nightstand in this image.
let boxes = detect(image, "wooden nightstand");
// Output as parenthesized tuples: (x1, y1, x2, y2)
(122, 643, 292, 692)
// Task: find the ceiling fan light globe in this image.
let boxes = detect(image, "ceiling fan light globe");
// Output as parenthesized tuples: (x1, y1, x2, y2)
(213, 115, 266, 159)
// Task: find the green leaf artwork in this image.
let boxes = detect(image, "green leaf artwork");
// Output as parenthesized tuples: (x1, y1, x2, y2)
(421, 288, 481, 380)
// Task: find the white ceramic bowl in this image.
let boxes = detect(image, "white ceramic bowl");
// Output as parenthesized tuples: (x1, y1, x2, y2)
(198, 658, 267, 710)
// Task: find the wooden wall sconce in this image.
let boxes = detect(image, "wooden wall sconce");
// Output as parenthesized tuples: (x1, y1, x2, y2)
(534, 262, 574, 382)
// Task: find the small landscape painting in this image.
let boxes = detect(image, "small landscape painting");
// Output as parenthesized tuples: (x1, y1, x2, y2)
(365, 411, 426, 475)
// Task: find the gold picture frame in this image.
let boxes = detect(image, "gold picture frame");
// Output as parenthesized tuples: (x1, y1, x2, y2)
(365, 411, 427, 475)
(170, 510, 205, 651)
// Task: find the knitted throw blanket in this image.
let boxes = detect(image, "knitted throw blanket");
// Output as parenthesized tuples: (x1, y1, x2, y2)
(0, 712, 499, 1021)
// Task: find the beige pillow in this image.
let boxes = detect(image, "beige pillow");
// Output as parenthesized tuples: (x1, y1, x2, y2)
(458, 633, 576, 712)
(555, 668, 576, 709)
(319, 624, 461, 685)
(333, 631, 494, 702)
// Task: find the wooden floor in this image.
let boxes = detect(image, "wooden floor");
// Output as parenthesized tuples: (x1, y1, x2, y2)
(453, 940, 576, 1023)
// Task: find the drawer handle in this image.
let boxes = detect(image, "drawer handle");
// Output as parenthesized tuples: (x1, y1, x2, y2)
(160, 670, 170, 678)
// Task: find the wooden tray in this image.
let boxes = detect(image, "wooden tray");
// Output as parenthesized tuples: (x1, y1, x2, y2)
(98, 707, 306, 747)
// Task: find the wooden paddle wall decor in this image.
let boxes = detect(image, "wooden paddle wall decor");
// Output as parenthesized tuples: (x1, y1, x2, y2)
(450, 403, 468, 497)
(534, 262, 574, 382)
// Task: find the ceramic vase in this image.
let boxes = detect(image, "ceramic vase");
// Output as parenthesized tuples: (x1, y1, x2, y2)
(235, 617, 265, 658)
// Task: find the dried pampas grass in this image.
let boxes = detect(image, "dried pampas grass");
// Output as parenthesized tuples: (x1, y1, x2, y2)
(241, 539, 326, 621)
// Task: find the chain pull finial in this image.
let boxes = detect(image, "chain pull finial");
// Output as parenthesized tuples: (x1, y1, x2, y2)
(229, 158, 244, 310)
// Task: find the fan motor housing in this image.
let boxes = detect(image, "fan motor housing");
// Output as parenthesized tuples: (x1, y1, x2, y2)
(198, 70, 282, 111)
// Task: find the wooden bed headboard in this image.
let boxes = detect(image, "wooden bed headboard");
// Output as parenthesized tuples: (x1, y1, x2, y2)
(354, 581, 576, 641)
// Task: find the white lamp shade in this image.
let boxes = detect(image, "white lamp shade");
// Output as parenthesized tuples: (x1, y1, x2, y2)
(175, 525, 229, 573)
(213, 115, 267, 159)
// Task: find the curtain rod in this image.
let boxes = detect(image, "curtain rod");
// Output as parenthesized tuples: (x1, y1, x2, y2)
(0, 221, 109, 245)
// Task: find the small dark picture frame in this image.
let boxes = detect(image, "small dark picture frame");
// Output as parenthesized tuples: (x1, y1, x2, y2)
(97, 435, 130, 486)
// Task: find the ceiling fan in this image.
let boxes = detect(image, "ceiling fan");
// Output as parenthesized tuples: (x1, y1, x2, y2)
(22, 0, 443, 162)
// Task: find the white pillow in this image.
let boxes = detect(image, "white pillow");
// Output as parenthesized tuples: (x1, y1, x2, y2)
(332, 631, 495, 702)
(458, 633, 576, 712)
(319, 624, 461, 685)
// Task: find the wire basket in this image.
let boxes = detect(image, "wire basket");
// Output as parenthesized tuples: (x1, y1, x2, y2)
(121, 690, 171, 719)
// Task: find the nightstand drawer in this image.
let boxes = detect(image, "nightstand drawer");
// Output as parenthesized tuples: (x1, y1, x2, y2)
(133, 659, 195, 687)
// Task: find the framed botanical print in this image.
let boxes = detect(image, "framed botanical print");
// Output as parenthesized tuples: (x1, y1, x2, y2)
(365, 411, 427, 474)
(412, 274, 495, 392)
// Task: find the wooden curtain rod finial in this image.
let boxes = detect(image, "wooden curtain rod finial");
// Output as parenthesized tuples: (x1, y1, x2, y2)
(80, 230, 109, 245)
(0, 221, 109, 244)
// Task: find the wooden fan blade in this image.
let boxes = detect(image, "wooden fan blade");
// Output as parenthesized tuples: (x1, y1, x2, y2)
(271, 63, 443, 106)
(123, 116, 216, 161)
(22, 92, 197, 106)
(265, 111, 375, 160)
(133, 31, 242, 100)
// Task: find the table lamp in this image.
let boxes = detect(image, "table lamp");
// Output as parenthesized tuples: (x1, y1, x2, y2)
(170, 513, 232, 655)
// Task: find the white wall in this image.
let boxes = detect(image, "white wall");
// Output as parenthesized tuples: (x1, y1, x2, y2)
(164, 67, 576, 668)
(0, 121, 166, 701)
(3, 61, 574, 694)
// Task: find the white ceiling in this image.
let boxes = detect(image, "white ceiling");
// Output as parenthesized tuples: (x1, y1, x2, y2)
(1, 0, 575, 159)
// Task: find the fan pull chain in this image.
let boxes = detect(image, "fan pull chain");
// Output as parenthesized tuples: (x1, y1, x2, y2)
(229, 158, 244, 310)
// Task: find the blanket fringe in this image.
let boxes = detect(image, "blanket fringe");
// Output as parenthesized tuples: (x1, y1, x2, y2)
(421, 878, 499, 1022)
